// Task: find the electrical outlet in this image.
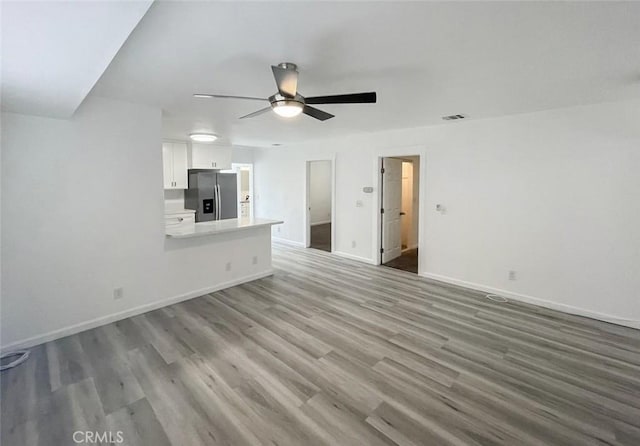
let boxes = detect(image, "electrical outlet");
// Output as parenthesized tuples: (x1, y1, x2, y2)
(352, 241, 356, 248)
(252, 256, 258, 265)
(225, 262, 232, 271)
(277, 226, 281, 233)
(356, 200, 363, 208)
(508, 270, 516, 281)
(113, 287, 124, 300)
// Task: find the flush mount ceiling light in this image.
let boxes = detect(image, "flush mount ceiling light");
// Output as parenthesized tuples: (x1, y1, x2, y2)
(271, 99, 303, 118)
(189, 133, 218, 142)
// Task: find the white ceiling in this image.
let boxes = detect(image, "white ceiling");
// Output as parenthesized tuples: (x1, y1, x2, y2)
(11, 2, 640, 144)
(1, 0, 152, 118)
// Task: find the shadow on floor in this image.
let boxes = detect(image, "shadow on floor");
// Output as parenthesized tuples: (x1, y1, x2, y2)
(310, 223, 331, 252)
(383, 248, 418, 274)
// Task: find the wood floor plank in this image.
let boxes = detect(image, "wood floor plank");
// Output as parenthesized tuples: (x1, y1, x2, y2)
(2, 242, 640, 445)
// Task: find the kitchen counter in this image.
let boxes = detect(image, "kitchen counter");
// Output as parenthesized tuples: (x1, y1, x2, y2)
(165, 208, 196, 215)
(166, 217, 283, 239)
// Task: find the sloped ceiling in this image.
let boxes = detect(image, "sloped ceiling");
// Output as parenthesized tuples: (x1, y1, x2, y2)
(1, 1, 153, 118)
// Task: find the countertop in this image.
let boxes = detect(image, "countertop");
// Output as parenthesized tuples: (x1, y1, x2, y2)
(164, 208, 196, 215)
(166, 217, 283, 239)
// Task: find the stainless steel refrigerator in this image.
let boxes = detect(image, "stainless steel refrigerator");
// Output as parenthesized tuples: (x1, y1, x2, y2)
(184, 169, 238, 222)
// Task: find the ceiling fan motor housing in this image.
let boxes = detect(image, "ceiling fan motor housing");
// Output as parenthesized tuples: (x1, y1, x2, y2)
(269, 93, 305, 109)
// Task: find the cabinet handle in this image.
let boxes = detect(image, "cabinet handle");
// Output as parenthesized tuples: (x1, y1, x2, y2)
(178, 217, 184, 222)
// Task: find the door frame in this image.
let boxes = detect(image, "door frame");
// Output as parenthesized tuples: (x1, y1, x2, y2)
(229, 163, 254, 219)
(304, 157, 336, 252)
(374, 147, 426, 272)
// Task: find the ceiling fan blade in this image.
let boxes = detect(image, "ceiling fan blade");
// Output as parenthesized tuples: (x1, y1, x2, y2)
(271, 65, 298, 98)
(303, 105, 334, 121)
(239, 107, 272, 119)
(304, 92, 377, 105)
(194, 94, 267, 101)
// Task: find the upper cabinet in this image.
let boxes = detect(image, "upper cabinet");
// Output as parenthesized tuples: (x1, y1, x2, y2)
(191, 143, 232, 170)
(162, 142, 188, 189)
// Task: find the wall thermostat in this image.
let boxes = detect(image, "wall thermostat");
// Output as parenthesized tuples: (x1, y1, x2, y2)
(362, 187, 374, 193)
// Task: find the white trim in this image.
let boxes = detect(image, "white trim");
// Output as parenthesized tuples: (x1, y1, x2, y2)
(272, 237, 305, 247)
(333, 250, 377, 265)
(310, 220, 331, 226)
(230, 162, 254, 219)
(374, 149, 426, 268)
(419, 272, 640, 330)
(0, 269, 274, 352)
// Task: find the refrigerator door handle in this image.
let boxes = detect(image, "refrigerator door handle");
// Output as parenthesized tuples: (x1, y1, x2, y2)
(216, 184, 221, 220)
(213, 184, 218, 220)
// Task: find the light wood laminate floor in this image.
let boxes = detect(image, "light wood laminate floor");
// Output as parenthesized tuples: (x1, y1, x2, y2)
(2, 243, 640, 445)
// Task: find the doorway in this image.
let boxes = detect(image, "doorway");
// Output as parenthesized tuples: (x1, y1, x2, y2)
(226, 163, 253, 219)
(306, 160, 333, 252)
(380, 156, 419, 273)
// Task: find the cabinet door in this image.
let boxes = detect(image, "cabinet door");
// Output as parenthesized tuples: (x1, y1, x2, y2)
(191, 144, 232, 169)
(191, 143, 215, 169)
(162, 143, 174, 189)
(172, 142, 188, 188)
(215, 146, 232, 170)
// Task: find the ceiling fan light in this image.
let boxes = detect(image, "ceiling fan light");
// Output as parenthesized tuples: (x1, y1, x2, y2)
(189, 133, 218, 142)
(272, 100, 303, 118)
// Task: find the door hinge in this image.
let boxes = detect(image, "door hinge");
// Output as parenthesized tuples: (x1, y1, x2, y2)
(380, 248, 384, 254)
(380, 168, 385, 174)
(380, 208, 384, 214)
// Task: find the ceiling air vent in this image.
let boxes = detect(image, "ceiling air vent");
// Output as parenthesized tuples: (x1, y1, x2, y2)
(442, 114, 466, 121)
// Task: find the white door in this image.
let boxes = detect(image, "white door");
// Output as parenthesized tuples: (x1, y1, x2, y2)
(382, 158, 402, 263)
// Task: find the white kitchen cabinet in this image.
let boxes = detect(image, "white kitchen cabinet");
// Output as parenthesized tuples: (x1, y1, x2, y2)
(164, 209, 196, 230)
(191, 143, 232, 170)
(162, 142, 188, 189)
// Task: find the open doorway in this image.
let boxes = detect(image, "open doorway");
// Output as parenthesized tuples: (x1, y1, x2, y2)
(226, 163, 253, 219)
(380, 156, 419, 273)
(306, 160, 333, 252)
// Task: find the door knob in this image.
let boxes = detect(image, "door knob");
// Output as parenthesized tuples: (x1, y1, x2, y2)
(400, 212, 406, 216)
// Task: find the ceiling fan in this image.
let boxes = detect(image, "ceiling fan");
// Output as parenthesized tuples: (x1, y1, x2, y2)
(194, 62, 377, 121)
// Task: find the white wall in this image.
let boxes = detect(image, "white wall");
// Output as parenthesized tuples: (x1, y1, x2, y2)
(254, 99, 640, 327)
(1, 97, 272, 349)
(309, 160, 332, 225)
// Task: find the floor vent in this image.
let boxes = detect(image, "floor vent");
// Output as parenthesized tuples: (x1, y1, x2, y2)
(486, 294, 508, 303)
(442, 114, 466, 121)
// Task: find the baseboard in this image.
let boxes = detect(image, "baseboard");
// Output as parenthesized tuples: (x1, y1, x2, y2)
(333, 250, 377, 265)
(310, 220, 331, 226)
(419, 272, 640, 330)
(272, 237, 306, 247)
(0, 269, 275, 352)
(402, 244, 418, 253)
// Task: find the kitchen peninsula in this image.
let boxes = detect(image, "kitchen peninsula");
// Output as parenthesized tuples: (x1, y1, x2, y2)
(166, 217, 282, 238)
(161, 215, 283, 312)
